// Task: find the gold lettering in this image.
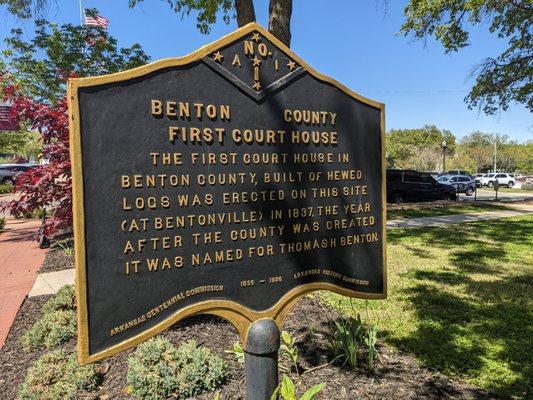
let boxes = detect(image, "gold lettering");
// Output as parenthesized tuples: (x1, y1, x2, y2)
(151, 99, 162, 116)
(232, 54, 241, 67)
(244, 41, 254, 55)
(166, 101, 177, 117)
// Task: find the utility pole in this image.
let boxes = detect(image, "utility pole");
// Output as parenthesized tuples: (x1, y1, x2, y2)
(79, 0, 84, 25)
(442, 140, 447, 172)
(493, 133, 497, 173)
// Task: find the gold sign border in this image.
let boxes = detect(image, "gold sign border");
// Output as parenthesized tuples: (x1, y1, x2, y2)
(68, 22, 387, 365)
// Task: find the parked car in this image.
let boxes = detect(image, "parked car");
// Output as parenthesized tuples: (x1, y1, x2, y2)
(479, 173, 516, 188)
(493, 173, 516, 188)
(479, 173, 496, 187)
(0, 163, 37, 185)
(446, 170, 474, 178)
(436, 175, 476, 196)
(474, 173, 484, 187)
(386, 169, 457, 203)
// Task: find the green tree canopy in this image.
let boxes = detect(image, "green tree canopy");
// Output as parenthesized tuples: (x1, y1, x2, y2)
(453, 131, 494, 173)
(0, 130, 40, 159)
(0, 0, 293, 46)
(1, 12, 150, 104)
(455, 131, 532, 173)
(0, 0, 53, 19)
(401, 0, 533, 114)
(387, 124, 456, 171)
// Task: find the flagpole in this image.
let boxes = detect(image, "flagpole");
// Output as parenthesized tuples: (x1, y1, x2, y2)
(79, 0, 84, 25)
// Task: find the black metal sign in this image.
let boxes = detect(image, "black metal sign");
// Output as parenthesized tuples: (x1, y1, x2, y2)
(69, 23, 386, 363)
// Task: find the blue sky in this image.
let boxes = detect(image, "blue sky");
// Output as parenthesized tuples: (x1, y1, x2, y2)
(1, 0, 531, 142)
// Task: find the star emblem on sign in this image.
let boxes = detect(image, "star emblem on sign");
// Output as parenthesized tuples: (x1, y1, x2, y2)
(212, 51, 223, 63)
(287, 60, 296, 71)
(202, 29, 305, 100)
(251, 56, 262, 67)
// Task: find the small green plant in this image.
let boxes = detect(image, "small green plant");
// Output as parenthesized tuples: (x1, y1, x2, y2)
(280, 330, 299, 375)
(224, 340, 245, 364)
(127, 337, 227, 400)
(325, 314, 380, 371)
(271, 375, 325, 400)
(58, 241, 74, 256)
(365, 325, 379, 370)
(43, 284, 76, 314)
(35, 208, 47, 219)
(0, 217, 5, 232)
(325, 315, 363, 369)
(0, 183, 13, 194)
(23, 210, 36, 218)
(21, 310, 77, 352)
(17, 349, 99, 400)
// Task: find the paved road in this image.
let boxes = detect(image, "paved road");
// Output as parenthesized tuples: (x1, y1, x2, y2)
(459, 189, 533, 202)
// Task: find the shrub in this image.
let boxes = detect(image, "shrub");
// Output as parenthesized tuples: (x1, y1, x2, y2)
(23, 211, 36, 219)
(43, 285, 76, 314)
(127, 337, 227, 400)
(21, 310, 76, 352)
(0, 183, 13, 194)
(17, 349, 98, 400)
(35, 208, 47, 219)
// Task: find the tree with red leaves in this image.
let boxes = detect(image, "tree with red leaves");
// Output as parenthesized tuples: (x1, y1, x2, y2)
(1, 15, 149, 234)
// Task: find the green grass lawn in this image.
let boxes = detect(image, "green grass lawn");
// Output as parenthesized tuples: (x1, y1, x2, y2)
(321, 216, 533, 399)
(387, 203, 511, 220)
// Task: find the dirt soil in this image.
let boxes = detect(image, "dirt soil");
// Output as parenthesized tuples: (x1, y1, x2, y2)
(0, 295, 498, 400)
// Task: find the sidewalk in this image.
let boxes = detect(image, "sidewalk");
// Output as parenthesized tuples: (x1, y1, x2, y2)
(387, 204, 532, 229)
(0, 219, 45, 348)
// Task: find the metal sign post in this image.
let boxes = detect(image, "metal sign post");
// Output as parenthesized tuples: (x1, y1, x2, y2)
(245, 319, 280, 400)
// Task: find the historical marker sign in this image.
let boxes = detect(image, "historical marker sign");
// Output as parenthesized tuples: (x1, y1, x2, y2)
(69, 23, 386, 364)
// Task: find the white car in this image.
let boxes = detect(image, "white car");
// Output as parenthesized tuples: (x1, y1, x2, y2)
(480, 173, 516, 188)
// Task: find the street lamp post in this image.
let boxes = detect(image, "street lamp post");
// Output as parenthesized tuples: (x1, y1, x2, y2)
(442, 140, 447, 173)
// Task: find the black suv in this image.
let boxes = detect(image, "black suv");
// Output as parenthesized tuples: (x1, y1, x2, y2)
(387, 169, 457, 203)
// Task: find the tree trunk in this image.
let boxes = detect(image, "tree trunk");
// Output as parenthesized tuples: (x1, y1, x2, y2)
(268, 0, 292, 47)
(235, 0, 256, 27)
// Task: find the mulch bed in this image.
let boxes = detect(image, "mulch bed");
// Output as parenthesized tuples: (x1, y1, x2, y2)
(38, 246, 74, 273)
(0, 295, 498, 400)
(38, 234, 74, 273)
